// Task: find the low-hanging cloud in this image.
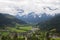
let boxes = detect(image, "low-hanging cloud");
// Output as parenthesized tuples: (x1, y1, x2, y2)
(0, 0, 60, 16)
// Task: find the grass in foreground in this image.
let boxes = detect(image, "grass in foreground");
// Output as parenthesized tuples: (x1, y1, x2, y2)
(51, 38, 60, 40)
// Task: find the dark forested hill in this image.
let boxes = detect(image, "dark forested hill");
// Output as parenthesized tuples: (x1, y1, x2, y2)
(37, 14, 60, 32)
(0, 13, 26, 27)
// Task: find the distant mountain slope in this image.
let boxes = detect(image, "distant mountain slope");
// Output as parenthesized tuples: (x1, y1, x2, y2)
(0, 13, 26, 27)
(17, 12, 52, 24)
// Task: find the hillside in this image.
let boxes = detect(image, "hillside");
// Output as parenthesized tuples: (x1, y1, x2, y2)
(0, 13, 26, 28)
(37, 14, 60, 32)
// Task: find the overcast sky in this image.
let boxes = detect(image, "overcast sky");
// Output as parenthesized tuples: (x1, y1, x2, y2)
(0, 0, 60, 15)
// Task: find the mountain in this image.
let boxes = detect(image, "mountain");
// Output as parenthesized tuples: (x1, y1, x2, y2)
(37, 14, 60, 32)
(0, 13, 26, 28)
(16, 12, 52, 24)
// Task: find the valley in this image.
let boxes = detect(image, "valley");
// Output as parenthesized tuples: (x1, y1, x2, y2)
(0, 0, 60, 40)
(0, 13, 60, 40)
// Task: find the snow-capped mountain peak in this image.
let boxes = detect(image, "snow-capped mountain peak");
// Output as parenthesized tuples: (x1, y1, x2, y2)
(16, 11, 52, 24)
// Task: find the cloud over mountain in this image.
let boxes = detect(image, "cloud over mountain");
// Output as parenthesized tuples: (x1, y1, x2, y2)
(0, 0, 60, 15)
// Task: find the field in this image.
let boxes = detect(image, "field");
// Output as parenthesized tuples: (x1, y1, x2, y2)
(0, 25, 32, 36)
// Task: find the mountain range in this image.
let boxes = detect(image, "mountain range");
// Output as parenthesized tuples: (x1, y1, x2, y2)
(16, 12, 52, 24)
(0, 7, 55, 26)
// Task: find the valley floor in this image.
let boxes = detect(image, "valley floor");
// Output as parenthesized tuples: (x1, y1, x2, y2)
(0, 25, 60, 40)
